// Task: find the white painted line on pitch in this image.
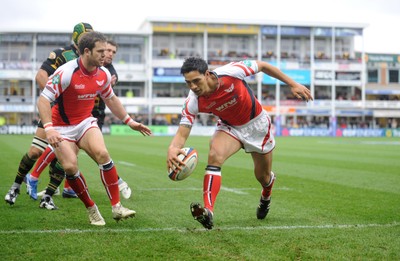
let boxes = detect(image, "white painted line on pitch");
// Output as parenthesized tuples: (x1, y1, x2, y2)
(220, 186, 248, 195)
(117, 161, 136, 167)
(137, 187, 291, 192)
(0, 222, 398, 235)
(318, 140, 400, 146)
(139, 187, 200, 191)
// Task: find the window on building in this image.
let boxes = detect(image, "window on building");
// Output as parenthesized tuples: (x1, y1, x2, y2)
(116, 45, 143, 64)
(389, 69, 399, 83)
(314, 38, 329, 59)
(153, 34, 171, 57)
(114, 82, 144, 97)
(226, 35, 253, 58)
(261, 36, 276, 59)
(207, 35, 224, 58)
(152, 82, 188, 98)
(175, 35, 199, 57)
(367, 69, 378, 83)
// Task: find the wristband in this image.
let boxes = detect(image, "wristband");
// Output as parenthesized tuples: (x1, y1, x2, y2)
(44, 126, 55, 132)
(43, 122, 53, 128)
(123, 115, 134, 125)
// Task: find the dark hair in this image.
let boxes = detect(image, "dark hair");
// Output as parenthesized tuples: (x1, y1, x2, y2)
(78, 31, 107, 55)
(107, 39, 118, 50)
(180, 57, 208, 75)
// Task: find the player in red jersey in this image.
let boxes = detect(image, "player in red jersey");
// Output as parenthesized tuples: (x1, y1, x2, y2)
(30, 39, 133, 202)
(167, 57, 313, 229)
(37, 31, 152, 225)
(5, 22, 93, 207)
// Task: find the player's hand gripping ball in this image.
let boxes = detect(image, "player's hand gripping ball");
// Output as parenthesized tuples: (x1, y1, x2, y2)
(168, 147, 198, 181)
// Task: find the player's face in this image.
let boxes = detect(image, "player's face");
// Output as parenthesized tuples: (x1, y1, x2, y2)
(184, 71, 209, 96)
(104, 43, 117, 66)
(89, 41, 106, 67)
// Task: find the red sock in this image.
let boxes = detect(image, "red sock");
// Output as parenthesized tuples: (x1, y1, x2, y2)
(66, 171, 94, 208)
(100, 161, 120, 206)
(203, 171, 221, 212)
(64, 179, 71, 190)
(261, 172, 276, 200)
(31, 146, 55, 179)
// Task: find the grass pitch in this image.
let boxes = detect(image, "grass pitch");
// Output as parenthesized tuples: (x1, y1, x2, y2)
(0, 135, 399, 260)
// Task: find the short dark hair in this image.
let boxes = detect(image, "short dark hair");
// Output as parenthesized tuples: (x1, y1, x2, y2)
(107, 39, 118, 50)
(78, 31, 107, 55)
(180, 57, 208, 75)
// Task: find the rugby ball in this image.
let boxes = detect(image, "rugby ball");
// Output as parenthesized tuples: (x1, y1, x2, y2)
(168, 147, 198, 181)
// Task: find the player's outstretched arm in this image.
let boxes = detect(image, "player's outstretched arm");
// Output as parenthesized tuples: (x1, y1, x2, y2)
(105, 95, 152, 136)
(256, 60, 313, 102)
(126, 118, 152, 136)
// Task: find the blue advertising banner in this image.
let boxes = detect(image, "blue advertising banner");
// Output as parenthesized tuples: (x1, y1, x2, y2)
(261, 26, 277, 35)
(153, 67, 184, 83)
(281, 26, 311, 36)
(263, 69, 311, 85)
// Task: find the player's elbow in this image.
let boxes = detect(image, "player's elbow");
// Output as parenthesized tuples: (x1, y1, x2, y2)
(35, 70, 49, 90)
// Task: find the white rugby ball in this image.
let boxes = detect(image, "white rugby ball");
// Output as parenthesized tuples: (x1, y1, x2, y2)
(168, 147, 198, 181)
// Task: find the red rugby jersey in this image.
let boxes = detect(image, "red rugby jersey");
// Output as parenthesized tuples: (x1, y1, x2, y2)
(181, 60, 263, 126)
(41, 58, 113, 126)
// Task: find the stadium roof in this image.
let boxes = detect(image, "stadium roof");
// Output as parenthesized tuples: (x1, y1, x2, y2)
(142, 16, 368, 30)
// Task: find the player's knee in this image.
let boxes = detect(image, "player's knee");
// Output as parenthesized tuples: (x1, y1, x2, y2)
(30, 135, 48, 158)
(61, 164, 78, 175)
(52, 158, 76, 175)
(27, 146, 44, 160)
(93, 149, 110, 164)
(35, 127, 46, 138)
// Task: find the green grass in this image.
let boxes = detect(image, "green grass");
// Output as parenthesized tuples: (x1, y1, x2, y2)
(0, 135, 399, 260)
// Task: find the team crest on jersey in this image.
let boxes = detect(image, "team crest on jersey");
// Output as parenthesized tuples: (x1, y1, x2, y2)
(52, 74, 60, 84)
(243, 60, 252, 67)
(96, 80, 104, 86)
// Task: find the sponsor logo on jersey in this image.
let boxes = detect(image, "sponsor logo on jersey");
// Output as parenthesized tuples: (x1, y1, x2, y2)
(224, 83, 234, 93)
(215, 96, 237, 112)
(78, 93, 98, 100)
(74, 84, 85, 89)
(96, 80, 105, 86)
